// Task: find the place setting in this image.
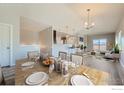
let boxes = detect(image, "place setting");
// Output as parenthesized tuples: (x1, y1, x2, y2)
(20, 56, 40, 71)
(23, 56, 55, 86)
(70, 75, 93, 86)
(25, 72, 49, 86)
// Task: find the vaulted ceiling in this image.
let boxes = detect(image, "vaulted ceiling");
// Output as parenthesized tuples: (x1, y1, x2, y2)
(1, 3, 124, 35)
(67, 3, 124, 35)
(21, 3, 124, 35)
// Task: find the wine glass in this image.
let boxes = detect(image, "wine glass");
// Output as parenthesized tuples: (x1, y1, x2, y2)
(48, 64, 54, 80)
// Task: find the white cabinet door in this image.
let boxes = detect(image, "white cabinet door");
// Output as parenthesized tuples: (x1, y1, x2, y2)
(0, 24, 10, 67)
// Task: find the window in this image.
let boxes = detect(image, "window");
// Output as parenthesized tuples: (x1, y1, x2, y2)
(93, 39, 107, 51)
(93, 39, 99, 51)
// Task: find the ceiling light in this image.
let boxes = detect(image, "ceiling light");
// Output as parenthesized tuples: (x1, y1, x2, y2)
(84, 9, 95, 30)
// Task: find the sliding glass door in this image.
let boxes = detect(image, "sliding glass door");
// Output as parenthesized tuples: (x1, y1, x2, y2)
(93, 39, 107, 51)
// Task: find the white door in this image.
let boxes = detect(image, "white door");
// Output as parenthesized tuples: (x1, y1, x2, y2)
(0, 23, 11, 67)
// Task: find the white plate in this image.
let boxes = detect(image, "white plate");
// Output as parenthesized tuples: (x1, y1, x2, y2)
(21, 62, 35, 67)
(26, 72, 48, 85)
(28, 72, 46, 83)
(71, 75, 93, 86)
(25, 72, 48, 85)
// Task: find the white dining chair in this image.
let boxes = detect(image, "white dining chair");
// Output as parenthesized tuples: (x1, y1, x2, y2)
(58, 51, 67, 60)
(27, 51, 40, 61)
(71, 54, 83, 67)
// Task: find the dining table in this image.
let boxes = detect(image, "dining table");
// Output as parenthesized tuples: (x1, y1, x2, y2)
(15, 58, 109, 85)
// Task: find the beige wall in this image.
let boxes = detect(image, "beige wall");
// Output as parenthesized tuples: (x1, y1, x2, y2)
(39, 27, 53, 55)
(20, 29, 39, 44)
(87, 33, 115, 51)
(20, 17, 39, 45)
(20, 17, 50, 45)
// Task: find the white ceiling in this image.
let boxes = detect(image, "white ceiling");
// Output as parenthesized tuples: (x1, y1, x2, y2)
(1, 3, 124, 35)
(20, 3, 124, 35)
(67, 4, 124, 35)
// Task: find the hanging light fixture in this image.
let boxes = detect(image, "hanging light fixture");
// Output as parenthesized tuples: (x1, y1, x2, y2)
(84, 9, 95, 30)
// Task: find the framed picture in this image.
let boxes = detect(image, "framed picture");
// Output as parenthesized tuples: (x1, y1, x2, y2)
(79, 37, 83, 42)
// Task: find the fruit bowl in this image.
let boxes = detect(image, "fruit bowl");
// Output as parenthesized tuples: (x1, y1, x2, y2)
(42, 58, 54, 66)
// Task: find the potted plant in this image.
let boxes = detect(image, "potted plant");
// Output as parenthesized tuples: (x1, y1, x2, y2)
(80, 44, 84, 50)
(83, 45, 87, 52)
(114, 44, 119, 54)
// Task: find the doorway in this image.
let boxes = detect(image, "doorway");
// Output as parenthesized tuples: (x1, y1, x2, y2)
(0, 23, 13, 67)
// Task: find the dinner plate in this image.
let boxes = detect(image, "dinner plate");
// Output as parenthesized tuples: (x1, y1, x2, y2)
(25, 72, 48, 85)
(21, 62, 35, 67)
(71, 75, 93, 86)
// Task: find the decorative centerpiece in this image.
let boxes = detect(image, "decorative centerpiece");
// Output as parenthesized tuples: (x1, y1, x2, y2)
(42, 57, 54, 66)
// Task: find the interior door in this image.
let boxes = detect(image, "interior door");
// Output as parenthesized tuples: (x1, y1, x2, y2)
(0, 23, 10, 67)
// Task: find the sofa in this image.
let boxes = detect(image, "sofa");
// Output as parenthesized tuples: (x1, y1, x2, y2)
(104, 52, 119, 60)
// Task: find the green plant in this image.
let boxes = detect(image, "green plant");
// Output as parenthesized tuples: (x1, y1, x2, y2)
(114, 44, 119, 53)
(84, 46, 87, 50)
(80, 44, 84, 50)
